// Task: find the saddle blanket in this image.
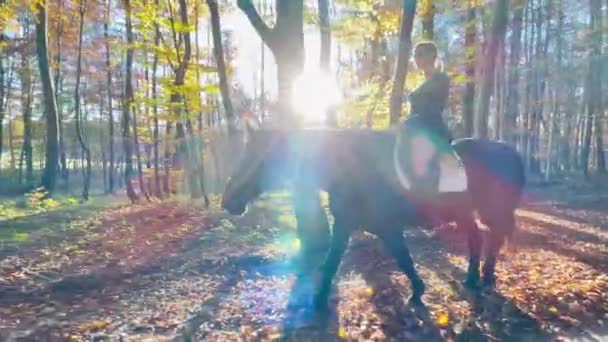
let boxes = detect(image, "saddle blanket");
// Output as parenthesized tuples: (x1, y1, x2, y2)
(393, 133, 468, 193)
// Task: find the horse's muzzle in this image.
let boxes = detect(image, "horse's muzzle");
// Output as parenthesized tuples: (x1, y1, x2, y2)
(221, 196, 247, 216)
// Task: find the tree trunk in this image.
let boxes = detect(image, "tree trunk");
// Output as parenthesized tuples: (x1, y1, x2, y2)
(206, 0, 235, 134)
(20, 16, 34, 187)
(318, 0, 331, 70)
(133, 104, 149, 200)
(494, 40, 506, 140)
(99, 84, 108, 193)
(463, 5, 476, 137)
(239, 0, 330, 256)
(105, 0, 115, 193)
(0, 53, 4, 176)
(531, 0, 551, 174)
(54, 0, 67, 184)
(0, 0, 5, 176)
(0, 56, 15, 171)
(35, 0, 60, 193)
(581, 63, 593, 177)
(163, 123, 172, 195)
(591, 0, 605, 173)
(474, 0, 508, 139)
(389, 0, 418, 125)
(170, 0, 202, 198)
(318, 0, 336, 127)
(9, 113, 15, 172)
(421, 0, 434, 40)
(74, 0, 91, 200)
(238, 0, 304, 126)
(152, 0, 161, 197)
(505, 0, 525, 146)
(545, 0, 563, 179)
(122, 0, 138, 203)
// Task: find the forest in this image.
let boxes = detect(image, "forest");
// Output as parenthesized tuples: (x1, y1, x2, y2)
(0, 0, 607, 341)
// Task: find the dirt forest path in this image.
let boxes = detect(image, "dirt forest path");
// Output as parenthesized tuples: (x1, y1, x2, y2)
(1, 185, 607, 341)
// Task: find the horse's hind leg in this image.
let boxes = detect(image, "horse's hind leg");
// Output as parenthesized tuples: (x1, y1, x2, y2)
(457, 214, 482, 289)
(378, 230, 426, 304)
(313, 217, 350, 311)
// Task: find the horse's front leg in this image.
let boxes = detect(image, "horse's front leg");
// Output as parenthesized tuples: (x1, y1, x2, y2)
(457, 214, 482, 289)
(378, 230, 426, 304)
(313, 217, 350, 311)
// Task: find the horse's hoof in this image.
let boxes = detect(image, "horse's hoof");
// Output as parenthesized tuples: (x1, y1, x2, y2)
(481, 276, 496, 289)
(412, 279, 426, 296)
(408, 295, 424, 307)
(464, 276, 480, 290)
(312, 292, 329, 313)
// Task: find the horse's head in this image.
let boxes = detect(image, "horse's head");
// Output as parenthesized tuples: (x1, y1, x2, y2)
(221, 123, 289, 215)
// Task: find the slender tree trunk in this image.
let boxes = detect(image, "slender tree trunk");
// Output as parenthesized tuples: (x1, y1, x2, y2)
(561, 83, 574, 171)
(152, 0, 161, 197)
(105, 0, 115, 193)
(19, 15, 34, 187)
(193, 2, 209, 207)
(170, 0, 201, 198)
(582, 64, 593, 177)
(4, 61, 15, 172)
(54, 0, 67, 184)
(389, 0, 418, 125)
(122, 0, 138, 202)
(546, 0, 563, 179)
(474, 0, 508, 139)
(133, 102, 148, 200)
(163, 123, 172, 195)
(0, 55, 4, 176)
(0, 0, 5, 176)
(592, 0, 605, 173)
(74, 0, 91, 200)
(421, 0, 435, 40)
(318, 0, 336, 127)
(506, 0, 525, 146)
(9, 113, 15, 172)
(35, 0, 60, 193)
(99, 84, 108, 193)
(207, 0, 235, 134)
(18, 146, 24, 184)
(531, 0, 551, 174)
(463, 5, 476, 137)
(589, 0, 606, 175)
(494, 40, 506, 140)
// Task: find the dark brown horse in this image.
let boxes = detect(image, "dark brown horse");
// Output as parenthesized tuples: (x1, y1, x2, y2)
(222, 127, 525, 310)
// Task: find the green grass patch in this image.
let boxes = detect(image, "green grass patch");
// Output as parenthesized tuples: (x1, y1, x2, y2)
(0, 194, 126, 248)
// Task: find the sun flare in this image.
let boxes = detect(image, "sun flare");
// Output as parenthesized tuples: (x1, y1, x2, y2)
(290, 69, 342, 125)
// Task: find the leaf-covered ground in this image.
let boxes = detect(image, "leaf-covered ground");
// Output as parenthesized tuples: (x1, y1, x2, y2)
(0, 185, 607, 341)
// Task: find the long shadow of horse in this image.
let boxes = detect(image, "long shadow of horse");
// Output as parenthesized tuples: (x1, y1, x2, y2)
(319, 229, 552, 341)
(405, 229, 551, 342)
(345, 236, 445, 341)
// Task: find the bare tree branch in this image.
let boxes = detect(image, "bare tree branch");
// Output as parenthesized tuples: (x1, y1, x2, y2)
(237, 0, 276, 49)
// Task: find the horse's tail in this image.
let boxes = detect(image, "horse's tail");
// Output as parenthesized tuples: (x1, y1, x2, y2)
(455, 138, 525, 242)
(501, 145, 526, 247)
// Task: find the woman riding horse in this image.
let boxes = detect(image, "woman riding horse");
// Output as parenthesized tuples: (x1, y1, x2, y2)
(400, 41, 454, 195)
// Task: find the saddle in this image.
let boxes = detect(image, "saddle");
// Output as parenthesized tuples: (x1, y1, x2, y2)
(393, 125, 467, 195)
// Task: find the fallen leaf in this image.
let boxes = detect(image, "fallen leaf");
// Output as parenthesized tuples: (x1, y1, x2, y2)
(78, 320, 109, 332)
(436, 313, 450, 328)
(338, 327, 347, 339)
